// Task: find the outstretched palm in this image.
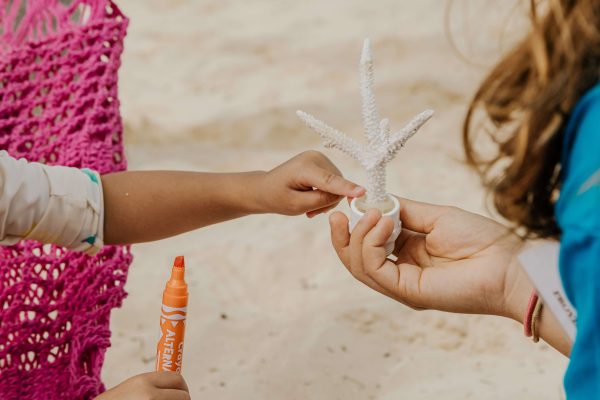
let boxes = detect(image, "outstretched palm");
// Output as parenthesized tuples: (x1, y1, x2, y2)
(329, 198, 523, 318)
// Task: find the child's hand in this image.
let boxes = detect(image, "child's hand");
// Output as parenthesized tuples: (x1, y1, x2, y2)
(95, 372, 190, 400)
(258, 151, 365, 217)
(328, 197, 526, 319)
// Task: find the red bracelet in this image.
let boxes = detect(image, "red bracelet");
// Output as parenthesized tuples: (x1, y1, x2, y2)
(524, 290, 539, 337)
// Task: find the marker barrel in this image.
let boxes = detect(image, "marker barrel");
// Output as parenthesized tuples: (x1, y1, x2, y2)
(156, 256, 188, 373)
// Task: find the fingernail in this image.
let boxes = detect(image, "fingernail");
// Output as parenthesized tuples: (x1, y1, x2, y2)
(351, 186, 365, 196)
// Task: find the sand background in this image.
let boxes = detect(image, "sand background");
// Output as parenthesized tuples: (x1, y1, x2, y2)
(102, 1, 568, 398)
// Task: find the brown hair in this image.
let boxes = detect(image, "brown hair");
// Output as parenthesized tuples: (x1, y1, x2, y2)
(463, 0, 600, 238)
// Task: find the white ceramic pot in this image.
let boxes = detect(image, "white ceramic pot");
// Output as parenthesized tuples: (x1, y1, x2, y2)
(349, 194, 401, 256)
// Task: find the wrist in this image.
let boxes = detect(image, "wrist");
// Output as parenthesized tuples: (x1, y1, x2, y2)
(501, 256, 533, 323)
(238, 170, 269, 214)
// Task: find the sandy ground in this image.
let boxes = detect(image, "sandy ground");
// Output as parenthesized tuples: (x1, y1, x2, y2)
(102, 1, 568, 398)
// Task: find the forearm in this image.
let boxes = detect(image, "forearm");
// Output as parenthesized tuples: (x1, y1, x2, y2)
(504, 260, 572, 357)
(102, 170, 266, 244)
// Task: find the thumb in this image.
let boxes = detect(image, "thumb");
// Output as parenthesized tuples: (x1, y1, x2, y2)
(304, 166, 365, 198)
(396, 197, 448, 234)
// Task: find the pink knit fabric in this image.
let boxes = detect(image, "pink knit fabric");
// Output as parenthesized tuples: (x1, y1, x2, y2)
(0, 1, 132, 399)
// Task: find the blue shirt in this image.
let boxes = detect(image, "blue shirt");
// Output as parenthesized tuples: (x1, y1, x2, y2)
(557, 84, 600, 398)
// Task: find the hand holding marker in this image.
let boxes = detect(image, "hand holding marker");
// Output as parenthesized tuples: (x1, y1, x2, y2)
(156, 256, 188, 372)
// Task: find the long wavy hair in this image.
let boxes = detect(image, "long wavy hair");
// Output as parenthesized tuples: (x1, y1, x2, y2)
(463, 0, 600, 238)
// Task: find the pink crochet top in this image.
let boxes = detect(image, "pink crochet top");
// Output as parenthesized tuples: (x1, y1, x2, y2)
(0, 1, 132, 399)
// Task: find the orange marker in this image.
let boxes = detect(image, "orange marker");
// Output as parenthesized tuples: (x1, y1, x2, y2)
(156, 255, 188, 373)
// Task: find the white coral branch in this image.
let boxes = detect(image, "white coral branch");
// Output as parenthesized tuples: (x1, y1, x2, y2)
(296, 110, 364, 161)
(379, 118, 390, 142)
(360, 39, 382, 147)
(380, 109, 434, 165)
(296, 39, 434, 205)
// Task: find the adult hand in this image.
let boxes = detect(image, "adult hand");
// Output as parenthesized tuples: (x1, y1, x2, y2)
(329, 197, 525, 319)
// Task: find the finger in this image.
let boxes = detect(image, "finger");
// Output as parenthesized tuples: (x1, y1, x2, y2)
(296, 189, 342, 213)
(330, 211, 395, 298)
(362, 220, 426, 308)
(306, 202, 340, 218)
(303, 165, 365, 198)
(329, 212, 350, 263)
(148, 372, 189, 391)
(156, 389, 191, 400)
(396, 197, 449, 234)
(345, 210, 399, 297)
(353, 216, 409, 299)
(361, 216, 395, 274)
(348, 209, 380, 276)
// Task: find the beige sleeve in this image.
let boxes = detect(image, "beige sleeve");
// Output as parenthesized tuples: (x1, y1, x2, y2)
(0, 151, 104, 255)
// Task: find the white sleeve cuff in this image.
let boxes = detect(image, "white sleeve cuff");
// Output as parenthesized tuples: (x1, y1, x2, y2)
(22, 165, 105, 255)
